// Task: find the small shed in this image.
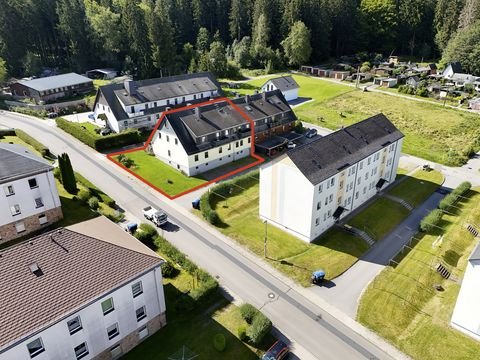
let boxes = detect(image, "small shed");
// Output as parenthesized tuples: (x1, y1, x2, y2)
(469, 98, 480, 111)
(261, 76, 299, 101)
(86, 68, 118, 80)
(329, 71, 350, 81)
(406, 76, 421, 88)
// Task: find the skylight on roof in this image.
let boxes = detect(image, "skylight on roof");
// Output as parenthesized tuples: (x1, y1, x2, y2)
(29, 263, 43, 277)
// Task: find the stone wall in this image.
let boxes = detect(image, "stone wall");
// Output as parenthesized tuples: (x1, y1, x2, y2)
(0, 207, 63, 245)
(93, 311, 167, 360)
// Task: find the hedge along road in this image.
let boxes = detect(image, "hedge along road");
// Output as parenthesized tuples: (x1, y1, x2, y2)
(0, 111, 398, 360)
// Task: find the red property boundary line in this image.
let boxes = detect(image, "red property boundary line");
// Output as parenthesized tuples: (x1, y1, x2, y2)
(107, 97, 264, 200)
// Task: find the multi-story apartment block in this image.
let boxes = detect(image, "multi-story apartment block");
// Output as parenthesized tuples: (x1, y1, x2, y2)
(92, 72, 222, 133)
(0, 216, 167, 360)
(0, 144, 63, 244)
(259, 114, 404, 242)
(150, 90, 296, 176)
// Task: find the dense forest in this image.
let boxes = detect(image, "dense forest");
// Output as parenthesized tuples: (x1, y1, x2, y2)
(0, 0, 480, 80)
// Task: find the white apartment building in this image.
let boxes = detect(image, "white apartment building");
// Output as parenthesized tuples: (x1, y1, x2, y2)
(261, 76, 299, 102)
(92, 72, 221, 133)
(0, 144, 63, 244)
(149, 91, 296, 176)
(451, 243, 480, 341)
(259, 114, 404, 242)
(0, 216, 167, 360)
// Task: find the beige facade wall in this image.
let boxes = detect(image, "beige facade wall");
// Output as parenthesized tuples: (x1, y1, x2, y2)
(0, 207, 63, 245)
(93, 312, 167, 360)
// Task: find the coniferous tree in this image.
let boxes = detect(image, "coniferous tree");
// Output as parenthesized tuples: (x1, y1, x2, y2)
(282, 21, 312, 66)
(229, 0, 249, 40)
(59, 153, 77, 194)
(434, 0, 465, 51)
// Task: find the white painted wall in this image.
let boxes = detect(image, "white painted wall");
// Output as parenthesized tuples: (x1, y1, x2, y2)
(0, 267, 166, 360)
(259, 139, 402, 242)
(451, 260, 480, 341)
(0, 170, 60, 227)
(261, 82, 299, 101)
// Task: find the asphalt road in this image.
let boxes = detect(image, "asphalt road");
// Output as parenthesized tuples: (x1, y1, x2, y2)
(0, 111, 400, 360)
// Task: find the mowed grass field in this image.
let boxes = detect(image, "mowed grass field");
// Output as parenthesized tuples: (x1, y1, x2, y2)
(207, 175, 368, 285)
(357, 189, 480, 360)
(223, 74, 480, 166)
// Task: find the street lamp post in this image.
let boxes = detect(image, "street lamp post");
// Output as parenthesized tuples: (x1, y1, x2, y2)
(263, 220, 268, 258)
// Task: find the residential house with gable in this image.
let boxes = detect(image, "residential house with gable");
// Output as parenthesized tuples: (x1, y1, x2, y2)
(0, 216, 167, 360)
(261, 76, 300, 101)
(259, 114, 404, 242)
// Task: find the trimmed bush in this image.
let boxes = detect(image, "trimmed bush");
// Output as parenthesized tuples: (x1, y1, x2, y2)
(76, 189, 91, 202)
(438, 194, 456, 210)
(161, 261, 178, 278)
(247, 313, 272, 346)
(15, 129, 50, 157)
(239, 303, 259, 324)
(75, 172, 116, 207)
(135, 223, 158, 249)
(237, 325, 247, 341)
(419, 209, 443, 233)
(88, 196, 99, 210)
(213, 334, 226, 352)
(207, 210, 220, 225)
(452, 181, 471, 197)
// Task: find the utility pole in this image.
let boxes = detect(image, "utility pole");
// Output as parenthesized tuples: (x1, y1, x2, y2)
(263, 220, 268, 258)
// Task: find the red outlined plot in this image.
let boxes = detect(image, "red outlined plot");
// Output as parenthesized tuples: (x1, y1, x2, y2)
(107, 97, 264, 200)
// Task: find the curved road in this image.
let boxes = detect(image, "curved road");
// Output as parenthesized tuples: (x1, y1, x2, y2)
(0, 111, 399, 360)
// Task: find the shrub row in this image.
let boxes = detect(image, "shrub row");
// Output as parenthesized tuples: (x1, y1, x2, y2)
(439, 181, 472, 211)
(15, 129, 50, 157)
(238, 303, 272, 346)
(419, 209, 443, 233)
(11, 106, 48, 118)
(56, 118, 142, 152)
(200, 170, 259, 225)
(74, 172, 116, 207)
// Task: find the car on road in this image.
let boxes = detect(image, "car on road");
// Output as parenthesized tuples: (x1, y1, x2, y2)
(143, 206, 168, 227)
(262, 340, 289, 360)
(287, 142, 296, 149)
(305, 128, 318, 138)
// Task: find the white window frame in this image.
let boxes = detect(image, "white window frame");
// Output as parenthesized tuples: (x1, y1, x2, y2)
(101, 297, 114, 315)
(136, 305, 147, 322)
(34, 197, 44, 208)
(27, 338, 45, 358)
(4, 184, 14, 196)
(132, 281, 143, 298)
(74, 342, 89, 360)
(67, 316, 82, 335)
(10, 204, 21, 216)
(107, 323, 120, 340)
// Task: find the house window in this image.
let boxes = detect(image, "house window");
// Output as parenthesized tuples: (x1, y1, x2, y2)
(193, 95, 196, 100)
(323, 213, 327, 221)
(132, 281, 143, 298)
(154, 102, 157, 107)
(355, 192, 359, 200)
(166, 135, 170, 142)
(338, 196, 343, 205)
(145, 103, 149, 110)
(325, 198, 328, 206)
(101, 298, 114, 315)
(110, 345, 122, 358)
(359, 162, 363, 170)
(74, 342, 89, 360)
(130, 106, 134, 113)
(27, 338, 45, 358)
(236, 141, 239, 148)
(39, 214, 48, 225)
(34, 197, 44, 208)
(219, 147, 223, 154)
(347, 196, 351, 205)
(367, 157, 371, 165)
(175, 138, 178, 145)
(107, 323, 120, 340)
(330, 178, 335, 186)
(240, 140, 243, 146)
(166, 99, 170, 105)
(138, 326, 149, 340)
(315, 218, 320, 226)
(357, 177, 361, 185)
(317, 202, 321, 210)
(363, 186, 367, 194)
(228, 144, 231, 150)
(339, 180, 344, 189)
(28, 178, 38, 189)
(365, 173, 368, 180)
(10, 204, 21, 216)
(248, 137, 251, 143)
(67, 316, 82, 335)
(133, 119, 138, 124)
(4, 185, 14, 196)
(318, 184, 323, 193)
(329, 194, 333, 203)
(136, 306, 147, 322)
(205, 151, 209, 159)
(201, 136, 206, 142)
(225, 129, 229, 135)
(327, 210, 332, 218)
(194, 155, 199, 162)
(15, 222, 25, 233)
(123, 121, 128, 127)
(158, 133, 162, 139)
(168, 150, 171, 157)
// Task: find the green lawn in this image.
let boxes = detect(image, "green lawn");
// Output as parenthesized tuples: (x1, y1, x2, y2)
(123, 257, 270, 359)
(357, 189, 480, 360)
(78, 122, 100, 137)
(223, 73, 480, 166)
(119, 150, 207, 196)
(388, 170, 444, 207)
(203, 174, 368, 285)
(56, 178, 99, 227)
(348, 198, 410, 241)
(0, 135, 44, 158)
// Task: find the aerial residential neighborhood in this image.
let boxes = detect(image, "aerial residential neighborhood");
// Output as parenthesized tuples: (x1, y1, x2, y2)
(1, 1, 480, 360)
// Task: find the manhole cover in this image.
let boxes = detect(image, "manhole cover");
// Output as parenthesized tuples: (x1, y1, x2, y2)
(268, 292, 275, 299)
(215, 275, 220, 279)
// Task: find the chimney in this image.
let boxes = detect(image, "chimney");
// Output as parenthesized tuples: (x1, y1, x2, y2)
(245, 94, 250, 104)
(194, 107, 201, 119)
(124, 79, 136, 96)
(262, 91, 267, 101)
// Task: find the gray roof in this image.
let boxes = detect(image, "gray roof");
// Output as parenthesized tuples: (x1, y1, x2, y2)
(288, 114, 404, 185)
(263, 76, 299, 91)
(163, 90, 296, 155)
(17, 73, 92, 92)
(95, 72, 222, 122)
(470, 242, 480, 261)
(0, 143, 52, 183)
(0, 217, 162, 351)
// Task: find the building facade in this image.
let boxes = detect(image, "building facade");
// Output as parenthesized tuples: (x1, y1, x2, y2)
(149, 90, 296, 176)
(259, 114, 404, 242)
(10, 73, 93, 103)
(0, 217, 167, 360)
(92, 72, 222, 133)
(0, 144, 63, 244)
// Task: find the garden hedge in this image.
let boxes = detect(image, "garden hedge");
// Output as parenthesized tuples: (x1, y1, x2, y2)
(239, 303, 259, 324)
(438, 182, 471, 211)
(247, 312, 272, 346)
(419, 209, 443, 233)
(15, 129, 50, 157)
